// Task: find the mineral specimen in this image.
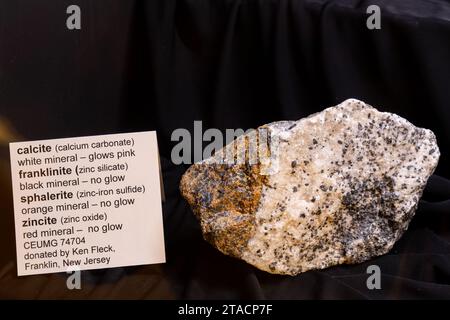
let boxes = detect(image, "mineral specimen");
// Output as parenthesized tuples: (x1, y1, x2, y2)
(180, 99, 440, 275)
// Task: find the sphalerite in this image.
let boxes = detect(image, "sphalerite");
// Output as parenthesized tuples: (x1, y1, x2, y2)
(180, 99, 440, 275)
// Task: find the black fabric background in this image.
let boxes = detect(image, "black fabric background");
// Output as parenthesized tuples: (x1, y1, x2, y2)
(0, 0, 449, 299)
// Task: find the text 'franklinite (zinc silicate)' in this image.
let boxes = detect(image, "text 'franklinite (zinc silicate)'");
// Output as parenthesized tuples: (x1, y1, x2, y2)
(180, 99, 440, 275)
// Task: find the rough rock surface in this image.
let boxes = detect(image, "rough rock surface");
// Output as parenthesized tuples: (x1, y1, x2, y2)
(180, 99, 440, 275)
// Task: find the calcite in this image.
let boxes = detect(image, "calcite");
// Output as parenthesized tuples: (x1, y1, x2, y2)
(180, 99, 440, 275)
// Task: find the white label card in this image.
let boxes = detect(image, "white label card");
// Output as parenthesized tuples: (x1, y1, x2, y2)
(9, 131, 165, 276)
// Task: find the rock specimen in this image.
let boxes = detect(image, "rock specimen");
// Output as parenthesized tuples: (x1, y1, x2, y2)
(180, 99, 440, 275)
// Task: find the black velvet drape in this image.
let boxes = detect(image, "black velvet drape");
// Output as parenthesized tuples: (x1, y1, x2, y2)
(0, 0, 449, 298)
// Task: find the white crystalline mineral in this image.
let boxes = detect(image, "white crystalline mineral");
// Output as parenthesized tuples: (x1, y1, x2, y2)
(180, 99, 440, 275)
